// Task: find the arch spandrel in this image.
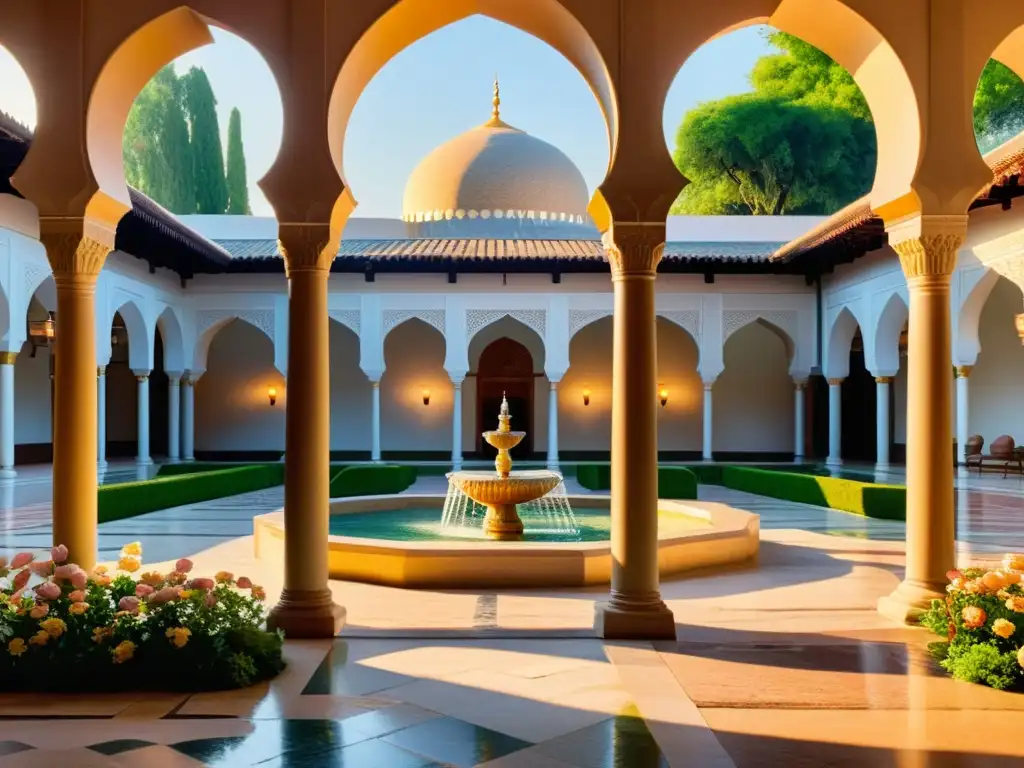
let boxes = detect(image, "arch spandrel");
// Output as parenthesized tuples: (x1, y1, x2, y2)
(825, 305, 862, 380)
(868, 291, 909, 376)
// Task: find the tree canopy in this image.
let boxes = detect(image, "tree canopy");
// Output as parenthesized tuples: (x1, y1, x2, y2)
(225, 107, 250, 215)
(184, 67, 229, 215)
(672, 30, 1024, 216)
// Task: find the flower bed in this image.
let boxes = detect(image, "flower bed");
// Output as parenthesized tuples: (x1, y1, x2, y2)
(921, 554, 1024, 690)
(0, 543, 284, 691)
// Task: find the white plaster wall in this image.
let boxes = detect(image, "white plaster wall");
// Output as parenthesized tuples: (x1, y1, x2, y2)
(329, 321, 372, 451)
(969, 276, 1024, 445)
(380, 319, 451, 452)
(14, 342, 50, 444)
(195, 320, 284, 451)
(714, 322, 794, 452)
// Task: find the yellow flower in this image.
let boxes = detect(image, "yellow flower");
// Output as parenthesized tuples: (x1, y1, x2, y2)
(1003, 553, 1024, 572)
(165, 627, 191, 649)
(112, 640, 135, 663)
(7, 638, 26, 656)
(250, 585, 266, 601)
(177, 589, 195, 600)
(69, 602, 89, 615)
(92, 627, 112, 644)
(215, 571, 234, 584)
(121, 542, 142, 557)
(118, 556, 141, 573)
(139, 571, 164, 587)
(28, 630, 49, 647)
(39, 617, 67, 638)
(1007, 596, 1024, 613)
(93, 564, 108, 575)
(993, 618, 1017, 638)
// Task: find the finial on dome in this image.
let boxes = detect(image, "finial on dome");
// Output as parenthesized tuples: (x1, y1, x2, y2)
(492, 75, 501, 122)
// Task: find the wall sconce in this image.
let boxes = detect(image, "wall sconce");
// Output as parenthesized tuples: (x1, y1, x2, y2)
(422, 388, 431, 406)
(582, 388, 591, 407)
(268, 385, 278, 407)
(659, 387, 669, 407)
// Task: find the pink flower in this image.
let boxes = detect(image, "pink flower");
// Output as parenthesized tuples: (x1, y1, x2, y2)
(147, 587, 179, 606)
(204, 593, 218, 608)
(135, 584, 154, 598)
(12, 569, 30, 591)
(236, 576, 252, 589)
(175, 558, 194, 574)
(68, 590, 86, 603)
(35, 582, 61, 601)
(9, 589, 23, 603)
(117, 596, 140, 615)
(29, 602, 49, 619)
(10, 552, 33, 569)
(50, 545, 68, 563)
(53, 564, 75, 581)
(946, 569, 963, 582)
(28, 560, 53, 577)
(69, 569, 87, 590)
(189, 578, 214, 591)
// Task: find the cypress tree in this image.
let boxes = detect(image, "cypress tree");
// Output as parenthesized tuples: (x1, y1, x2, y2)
(225, 107, 250, 215)
(184, 66, 228, 214)
(160, 68, 195, 213)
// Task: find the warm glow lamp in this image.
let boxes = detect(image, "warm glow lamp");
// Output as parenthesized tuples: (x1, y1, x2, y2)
(268, 385, 277, 406)
(659, 387, 669, 407)
(422, 388, 431, 406)
(582, 388, 591, 407)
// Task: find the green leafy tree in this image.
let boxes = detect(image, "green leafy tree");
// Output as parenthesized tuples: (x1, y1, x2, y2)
(184, 67, 228, 214)
(225, 107, 250, 215)
(974, 59, 1024, 153)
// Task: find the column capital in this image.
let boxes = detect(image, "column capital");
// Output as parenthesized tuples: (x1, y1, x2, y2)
(39, 231, 109, 283)
(601, 222, 665, 279)
(827, 377, 845, 386)
(166, 372, 183, 384)
(955, 365, 973, 379)
(277, 223, 337, 274)
(702, 380, 715, 392)
(793, 379, 808, 390)
(132, 370, 151, 382)
(447, 370, 467, 385)
(97, 365, 106, 376)
(875, 376, 894, 384)
(0, 352, 16, 366)
(888, 215, 967, 280)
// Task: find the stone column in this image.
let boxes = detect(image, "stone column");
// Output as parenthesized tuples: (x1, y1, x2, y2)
(268, 227, 345, 638)
(97, 366, 107, 471)
(370, 379, 382, 462)
(41, 233, 108, 571)
(878, 220, 964, 623)
(0, 352, 16, 478)
(167, 374, 181, 462)
(451, 377, 464, 471)
(875, 376, 893, 469)
(701, 380, 714, 461)
(181, 372, 196, 462)
(793, 379, 807, 461)
(547, 381, 560, 471)
(826, 378, 843, 467)
(134, 371, 152, 466)
(594, 223, 675, 640)
(955, 366, 972, 465)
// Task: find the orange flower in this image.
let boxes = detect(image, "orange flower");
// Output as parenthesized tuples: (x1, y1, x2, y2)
(250, 585, 266, 601)
(7, 638, 26, 657)
(1006, 596, 1024, 613)
(112, 640, 136, 664)
(69, 602, 89, 615)
(962, 605, 987, 629)
(92, 627, 112, 644)
(139, 571, 165, 587)
(92, 564, 108, 575)
(117, 556, 141, 573)
(28, 630, 49, 647)
(165, 627, 191, 649)
(993, 618, 1017, 639)
(165, 571, 187, 586)
(1019, 645, 1024, 670)
(29, 603, 49, 619)
(215, 571, 234, 584)
(39, 617, 67, 638)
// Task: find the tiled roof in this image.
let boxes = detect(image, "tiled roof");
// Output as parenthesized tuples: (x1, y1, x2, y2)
(213, 238, 782, 264)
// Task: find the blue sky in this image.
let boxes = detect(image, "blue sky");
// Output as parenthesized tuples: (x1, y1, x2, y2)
(0, 17, 771, 218)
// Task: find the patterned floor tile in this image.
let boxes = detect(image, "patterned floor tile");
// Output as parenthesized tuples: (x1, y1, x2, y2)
(531, 712, 670, 768)
(88, 739, 157, 755)
(382, 716, 532, 768)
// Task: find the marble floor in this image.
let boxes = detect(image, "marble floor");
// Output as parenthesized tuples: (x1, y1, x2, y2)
(2, 462, 1024, 765)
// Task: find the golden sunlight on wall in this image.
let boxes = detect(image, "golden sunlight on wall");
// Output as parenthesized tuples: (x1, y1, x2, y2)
(381, 319, 450, 453)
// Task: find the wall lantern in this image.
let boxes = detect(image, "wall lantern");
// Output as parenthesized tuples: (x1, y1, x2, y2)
(268, 385, 278, 407)
(422, 388, 431, 406)
(659, 387, 669, 407)
(28, 312, 56, 356)
(582, 388, 591, 407)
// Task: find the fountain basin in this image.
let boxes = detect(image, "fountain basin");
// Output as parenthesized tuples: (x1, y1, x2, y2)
(253, 494, 760, 589)
(448, 469, 562, 540)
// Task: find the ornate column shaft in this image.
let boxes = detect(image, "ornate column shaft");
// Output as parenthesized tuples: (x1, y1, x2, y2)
(826, 378, 844, 467)
(451, 378, 464, 471)
(97, 366, 107, 471)
(167, 375, 181, 462)
(701, 380, 714, 461)
(269, 227, 345, 638)
(0, 352, 17, 478)
(181, 374, 196, 462)
(370, 379, 382, 462)
(879, 220, 964, 623)
(793, 379, 807, 461)
(875, 376, 893, 468)
(955, 366, 972, 465)
(134, 371, 152, 465)
(547, 381, 559, 471)
(41, 232, 108, 570)
(594, 223, 675, 640)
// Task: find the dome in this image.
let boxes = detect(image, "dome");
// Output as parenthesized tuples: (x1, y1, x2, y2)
(402, 82, 592, 237)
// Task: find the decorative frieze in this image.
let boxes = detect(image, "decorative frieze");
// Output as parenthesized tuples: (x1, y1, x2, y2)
(328, 309, 361, 335)
(722, 309, 797, 346)
(382, 309, 446, 337)
(658, 310, 701, 344)
(195, 309, 275, 343)
(568, 309, 613, 339)
(466, 309, 546, 341)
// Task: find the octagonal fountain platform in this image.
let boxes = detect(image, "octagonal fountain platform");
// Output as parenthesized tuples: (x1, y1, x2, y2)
(253, 493, 759, 589)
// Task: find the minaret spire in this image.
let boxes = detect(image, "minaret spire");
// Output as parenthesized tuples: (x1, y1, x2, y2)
(491, 75, 501, 122)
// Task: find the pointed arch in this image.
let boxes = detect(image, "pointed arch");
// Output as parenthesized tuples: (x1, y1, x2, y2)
(192, 313, 275, 373)
(825, 306, 861, 380)
(467, 312, 547, 369)
(111, 299, 151, 371)
(869, 291, 909, 376)
(957, 267, 1002, 365)
(156, 306, 185, 374)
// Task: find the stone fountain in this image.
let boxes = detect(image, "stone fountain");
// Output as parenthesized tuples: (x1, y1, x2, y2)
(447, 394, 562, 540)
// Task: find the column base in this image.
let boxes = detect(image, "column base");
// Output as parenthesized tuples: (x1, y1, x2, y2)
(874, 462, 890, 473)
(0, 468, 16, 479)
(877, 579, 946, 625)
(267, 588, 346, 638)
(167, 457, 181, 465)
(98, 460, 108, 472)
(136, 458, 153, 466)
(825, 457, 842, 469)
(594, 599, 676, 640)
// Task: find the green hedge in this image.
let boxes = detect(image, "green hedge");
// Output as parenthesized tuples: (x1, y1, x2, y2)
(98, 464, 286, 523)
(329, 464, 418, 498)
(156, 462, 250, 477)
(720, 466, 905, 521)
(575, 463, 697, 500)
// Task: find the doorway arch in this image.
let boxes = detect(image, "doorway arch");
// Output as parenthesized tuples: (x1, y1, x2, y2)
(476, 337, 535, 458)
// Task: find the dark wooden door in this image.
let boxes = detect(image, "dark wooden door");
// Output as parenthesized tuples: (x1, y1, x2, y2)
(476, 338, 534, 458)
